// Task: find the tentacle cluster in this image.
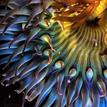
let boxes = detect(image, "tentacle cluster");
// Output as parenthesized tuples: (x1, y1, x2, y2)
(0, 0, 107, 107)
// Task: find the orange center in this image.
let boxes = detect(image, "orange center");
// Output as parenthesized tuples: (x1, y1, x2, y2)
(53, 0, 100, 28)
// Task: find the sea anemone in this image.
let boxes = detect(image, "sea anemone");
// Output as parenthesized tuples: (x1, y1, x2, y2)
(0, 0, 107, 107)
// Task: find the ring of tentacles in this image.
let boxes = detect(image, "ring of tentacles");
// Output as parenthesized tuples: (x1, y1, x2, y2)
(0, 0, 107, 107)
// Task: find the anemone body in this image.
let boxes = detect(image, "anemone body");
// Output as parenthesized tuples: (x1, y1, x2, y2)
(0, 0, 107, 107)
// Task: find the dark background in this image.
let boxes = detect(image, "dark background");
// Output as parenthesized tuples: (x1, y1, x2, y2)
(0, 67, 36, 107)
(0, 84, 36, 107)
(0, 84, 23, 107)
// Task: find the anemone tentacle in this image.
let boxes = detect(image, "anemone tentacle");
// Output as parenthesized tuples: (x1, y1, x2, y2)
(0, 0, 107, 107)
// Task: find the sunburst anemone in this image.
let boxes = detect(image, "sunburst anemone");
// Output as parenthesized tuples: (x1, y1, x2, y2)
(0, 0, 107, 107)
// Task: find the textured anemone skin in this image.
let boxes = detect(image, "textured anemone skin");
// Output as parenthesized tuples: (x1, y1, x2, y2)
(0, 0, 107, 107)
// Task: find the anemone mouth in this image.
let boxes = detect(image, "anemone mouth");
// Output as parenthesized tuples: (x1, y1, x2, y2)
(52, 0, 100, 28)
(0, 0, 107, 107)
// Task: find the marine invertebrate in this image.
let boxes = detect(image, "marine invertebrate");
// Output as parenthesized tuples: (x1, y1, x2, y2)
(0, 0, 107, 107)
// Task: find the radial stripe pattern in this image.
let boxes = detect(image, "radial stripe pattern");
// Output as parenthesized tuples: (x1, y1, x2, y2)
(0, 0, 107, 107)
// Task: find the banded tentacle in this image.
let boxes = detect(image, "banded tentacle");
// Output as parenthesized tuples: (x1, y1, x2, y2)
(0, 0, 107, 107)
